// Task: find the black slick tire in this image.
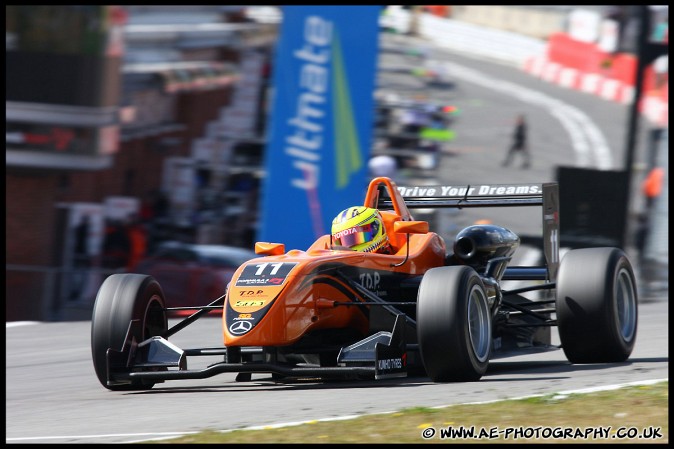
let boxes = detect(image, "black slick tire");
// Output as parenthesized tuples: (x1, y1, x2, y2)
(556, 247, 638, 363)
(91, 274, 168, 390)
(417, 266, 491, 382)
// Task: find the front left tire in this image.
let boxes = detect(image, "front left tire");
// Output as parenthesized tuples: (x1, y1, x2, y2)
(417, 266, 491, 382)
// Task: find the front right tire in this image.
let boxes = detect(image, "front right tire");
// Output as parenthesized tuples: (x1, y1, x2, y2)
(91, 274, 168, 390)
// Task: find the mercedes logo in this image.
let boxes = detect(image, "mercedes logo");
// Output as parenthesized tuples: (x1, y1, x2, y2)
(229, 320, 253, 335)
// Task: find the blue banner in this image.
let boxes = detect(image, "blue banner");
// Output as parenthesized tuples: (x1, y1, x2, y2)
(258, 6, 381, 250)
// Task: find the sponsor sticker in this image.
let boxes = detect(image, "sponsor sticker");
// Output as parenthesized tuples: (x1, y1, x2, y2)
(235, 262, 297, 287)
(229, 262, 298, 313)
(397, 184, 542, 198)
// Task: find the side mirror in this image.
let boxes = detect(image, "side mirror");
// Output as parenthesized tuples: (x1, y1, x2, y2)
(393, 220, 429, 234)
(390, 220, 429, 268)
(255, 242, 285, 256)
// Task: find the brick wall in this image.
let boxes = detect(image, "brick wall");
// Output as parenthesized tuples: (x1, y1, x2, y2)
(6, 85, 235, 321)
(6, 173, 58, 266)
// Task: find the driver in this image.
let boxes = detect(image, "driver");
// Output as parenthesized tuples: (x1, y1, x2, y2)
(331, 206, 391, 254)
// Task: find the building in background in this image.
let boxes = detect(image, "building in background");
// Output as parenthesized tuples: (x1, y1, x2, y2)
(6, 5, 278, 321)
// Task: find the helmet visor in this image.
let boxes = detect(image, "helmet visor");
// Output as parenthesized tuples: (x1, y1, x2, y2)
(332, 222, 378, 248)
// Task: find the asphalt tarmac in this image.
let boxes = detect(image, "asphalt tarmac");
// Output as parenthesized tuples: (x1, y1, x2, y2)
(376, 29, 667, 303)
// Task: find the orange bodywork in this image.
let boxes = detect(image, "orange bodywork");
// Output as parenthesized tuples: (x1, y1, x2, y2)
(223, 177, 447, 347)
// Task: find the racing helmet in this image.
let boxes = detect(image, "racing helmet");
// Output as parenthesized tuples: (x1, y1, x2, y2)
(331, 206, 389, 253)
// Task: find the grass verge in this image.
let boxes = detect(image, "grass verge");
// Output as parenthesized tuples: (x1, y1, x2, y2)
(145, 381, 668, 444)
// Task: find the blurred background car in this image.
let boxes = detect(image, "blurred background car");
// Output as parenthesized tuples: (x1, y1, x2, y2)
(131, 241, 257, 316)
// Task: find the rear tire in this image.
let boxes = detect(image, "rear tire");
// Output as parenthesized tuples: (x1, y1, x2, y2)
(556, 248, 638, 363)
(417, 266, 491, 382)
(91, 274, 168, 390)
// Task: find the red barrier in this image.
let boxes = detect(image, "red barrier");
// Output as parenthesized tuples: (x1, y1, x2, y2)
(547, 32, 666, 99)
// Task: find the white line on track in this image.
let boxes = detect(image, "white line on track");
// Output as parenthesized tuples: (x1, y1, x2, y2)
(6, 378, 667, 443)
(411, 12, 613, 170)
(434, 61, 613, 170)
(5, 321, 40, 328)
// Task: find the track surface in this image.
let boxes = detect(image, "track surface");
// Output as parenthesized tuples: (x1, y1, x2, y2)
(5, 301, 668, 444)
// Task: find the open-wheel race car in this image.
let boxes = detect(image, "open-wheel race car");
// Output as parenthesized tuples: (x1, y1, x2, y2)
(91, 176, 639, 390)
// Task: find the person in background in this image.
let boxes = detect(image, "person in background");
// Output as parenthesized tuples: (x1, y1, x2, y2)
(642, 166, 664, 210)
(368, 154, 399, 182)
(651, 15, 668, 42)
(126, 215, 148, 272)
(635, 166, 665, 265)
(634, 212, 649, 265)
(70, 215, 91, 299)
(502, 114, 531, 169)
(102, 219, 130, 271)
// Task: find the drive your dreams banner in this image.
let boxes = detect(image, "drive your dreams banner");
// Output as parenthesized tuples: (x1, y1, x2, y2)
(258, 6, 381, 250)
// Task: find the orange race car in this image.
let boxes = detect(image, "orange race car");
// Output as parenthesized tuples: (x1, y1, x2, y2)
(91, 176, 639, 391)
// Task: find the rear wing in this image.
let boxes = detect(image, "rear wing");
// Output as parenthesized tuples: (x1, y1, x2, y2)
(377, 182, 560, 281)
